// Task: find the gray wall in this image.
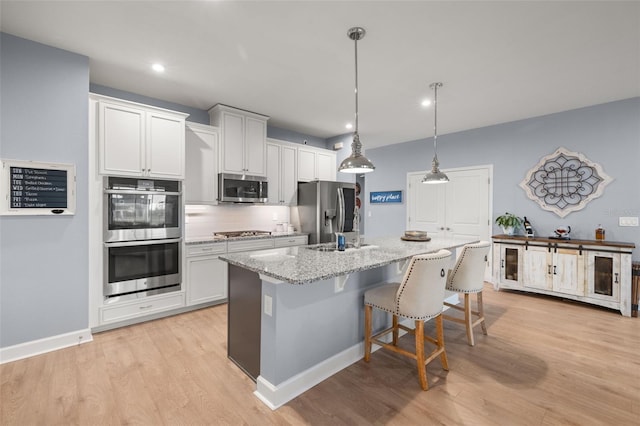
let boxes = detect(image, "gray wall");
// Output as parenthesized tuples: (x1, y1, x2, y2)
(363, 98, 640, 260)
(0, 34, 90, 347)
(267, 126, 327, 149)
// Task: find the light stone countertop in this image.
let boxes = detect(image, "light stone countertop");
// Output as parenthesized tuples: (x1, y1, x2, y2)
(219, 236, 479, 284)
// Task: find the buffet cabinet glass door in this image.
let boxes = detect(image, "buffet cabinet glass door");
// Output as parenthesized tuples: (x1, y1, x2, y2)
(586, 251, 620, 302)
(499, 244, 522, 286)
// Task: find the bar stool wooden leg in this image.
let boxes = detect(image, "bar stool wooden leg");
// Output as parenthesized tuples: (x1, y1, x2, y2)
(392, 315, 399, 345)
(436, 315, 449, 370)
(364, 305, 372, 362)
(464, 294, 475, 346)
(415, 320, 428, 390)
(477, 292, 487, 335)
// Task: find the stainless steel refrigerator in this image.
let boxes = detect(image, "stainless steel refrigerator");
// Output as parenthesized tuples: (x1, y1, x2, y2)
(296, 180, 357, 245)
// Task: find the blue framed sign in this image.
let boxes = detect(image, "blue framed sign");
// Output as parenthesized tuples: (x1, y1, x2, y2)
(370, 190, 402, 204)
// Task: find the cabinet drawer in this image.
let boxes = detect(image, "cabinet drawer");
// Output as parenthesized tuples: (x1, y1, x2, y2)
(186, 242, 227, 257)
(100, 292, 185, 323)
(227, 239, 274, 253)
(274, 235, 308, 247)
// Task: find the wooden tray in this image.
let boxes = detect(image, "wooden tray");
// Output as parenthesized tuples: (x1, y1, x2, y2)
(401, 236, 431, 242)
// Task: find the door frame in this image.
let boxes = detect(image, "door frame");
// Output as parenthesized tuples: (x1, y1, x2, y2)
(406, 164, 494, 279)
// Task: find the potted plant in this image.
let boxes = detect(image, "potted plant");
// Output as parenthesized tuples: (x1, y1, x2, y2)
(495, 212, 523, 236)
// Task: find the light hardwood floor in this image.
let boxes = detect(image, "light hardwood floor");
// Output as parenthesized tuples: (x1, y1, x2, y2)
(2, 284, 639, 425)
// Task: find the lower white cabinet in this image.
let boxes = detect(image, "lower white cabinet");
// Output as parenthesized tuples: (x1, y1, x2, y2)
(274, 235, 308, 247)
(100, 292, 185, 324)
(186, 242, 228, 305)
(493, 235, 634, 316)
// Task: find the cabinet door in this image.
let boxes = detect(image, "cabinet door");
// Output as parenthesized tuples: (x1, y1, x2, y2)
(147, 112, 185, 179)
(220, 111, 245, 174)
(316, 151, 336, 181)
(552, 248, 583, 295)
(245, 116, 266, 176)
(99, 102, 145, 176)
(185, 125, 218, 204)
(297, 148, 317, 182)
(186, 255, 228, 305)
(523, 246, 551, 290)
(586, 251, 620, 301)
(281, 145, 298, 205)
(499, 244, 522, 286)
(266, 143, 281, 204)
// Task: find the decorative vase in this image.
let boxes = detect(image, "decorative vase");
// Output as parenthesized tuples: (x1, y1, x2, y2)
(502, 226, 515, 236)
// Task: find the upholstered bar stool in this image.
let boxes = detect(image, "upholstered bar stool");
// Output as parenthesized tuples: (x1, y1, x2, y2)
(442, 241, 491, 346)
(363, 250, 452, 390)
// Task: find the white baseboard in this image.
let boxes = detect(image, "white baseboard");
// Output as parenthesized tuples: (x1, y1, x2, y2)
(255, 341, 366, 410)
(0, 328, 93, 364)
(254, 295, 460, 409)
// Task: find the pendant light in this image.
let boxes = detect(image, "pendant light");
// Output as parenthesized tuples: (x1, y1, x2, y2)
(339, 27, 375, 174)
(422, 82, 449, 184)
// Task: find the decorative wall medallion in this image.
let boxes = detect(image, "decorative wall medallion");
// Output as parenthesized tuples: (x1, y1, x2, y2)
(519, 147, 612, 218)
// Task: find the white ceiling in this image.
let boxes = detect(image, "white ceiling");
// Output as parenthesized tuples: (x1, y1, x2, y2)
(1, 1, 639, 149)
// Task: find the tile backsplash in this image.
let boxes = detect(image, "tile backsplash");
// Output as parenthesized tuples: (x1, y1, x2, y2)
(185, 204, 292, 239)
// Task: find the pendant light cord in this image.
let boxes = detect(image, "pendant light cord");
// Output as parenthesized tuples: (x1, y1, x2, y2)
(354, 35, 359, 135)
(432, 82, 440, 161)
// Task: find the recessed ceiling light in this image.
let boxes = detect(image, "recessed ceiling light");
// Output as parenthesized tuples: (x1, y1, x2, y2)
(345, 123, 353, 129)
(421, 99, 432, 107)
(151, 63, 165, 73)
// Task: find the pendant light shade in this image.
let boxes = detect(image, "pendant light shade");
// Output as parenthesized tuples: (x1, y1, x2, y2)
(339, 27, 375, 174)
(422, 82, 449, 184)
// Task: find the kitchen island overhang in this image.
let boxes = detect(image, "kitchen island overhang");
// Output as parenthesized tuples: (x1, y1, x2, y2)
(220, 236, 480, 409)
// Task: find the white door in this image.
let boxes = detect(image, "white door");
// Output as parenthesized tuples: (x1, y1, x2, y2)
(407, 166, 490, 242)
(407, 166, 491, 277)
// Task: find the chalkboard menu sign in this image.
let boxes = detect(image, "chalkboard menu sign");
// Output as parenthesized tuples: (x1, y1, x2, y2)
(1, 159, 76, 216)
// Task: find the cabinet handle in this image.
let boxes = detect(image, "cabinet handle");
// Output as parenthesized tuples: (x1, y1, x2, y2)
(440, 227, 445, 230)
(139, 304, 153, 310)
(614, 273, 619, 284)
(202, 247, 214, 251)
(553, 265, 557, 275)
(501, 259, 504, 268)
(446, 227, 451, 231)
(547, 265, 552, 275)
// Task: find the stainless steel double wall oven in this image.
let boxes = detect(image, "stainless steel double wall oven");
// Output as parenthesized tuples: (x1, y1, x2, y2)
(103, 177, 182, 302)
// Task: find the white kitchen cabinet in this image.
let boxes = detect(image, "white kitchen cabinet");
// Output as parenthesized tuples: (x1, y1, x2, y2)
(185, 242, 228, 306)
(297, 146, 336, 182)
(96, 95, 187, 179)
(208, 104, 269, 176)
(99, 292, 185, 324)
(273, 235, 308, 247)
(185, 122, 219, 204)
(266, 139, 297, 205)
(493, 235, 634, 316)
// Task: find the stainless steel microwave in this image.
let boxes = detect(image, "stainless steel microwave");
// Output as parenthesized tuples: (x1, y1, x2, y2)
(218, 173, 268, 203)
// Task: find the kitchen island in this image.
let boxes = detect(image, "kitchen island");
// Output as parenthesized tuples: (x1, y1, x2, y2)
(219, 236, 478, 409)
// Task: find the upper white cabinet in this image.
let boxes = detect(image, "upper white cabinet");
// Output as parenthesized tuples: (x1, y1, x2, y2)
(95, 95, 188, 179)
(266, 139, 297, 205)
(297, 146, 336, 182)
(209, 105, 269, 176)
(185, 122, 219, 204)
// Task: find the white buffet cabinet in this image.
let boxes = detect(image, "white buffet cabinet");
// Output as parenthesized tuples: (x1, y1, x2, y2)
(492, 235, 635, 316)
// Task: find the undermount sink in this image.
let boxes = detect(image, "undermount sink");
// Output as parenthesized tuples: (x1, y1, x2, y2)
(306, 243, 372, 252)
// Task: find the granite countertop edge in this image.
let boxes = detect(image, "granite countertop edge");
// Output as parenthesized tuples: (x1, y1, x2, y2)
(186, 233, 308, 245)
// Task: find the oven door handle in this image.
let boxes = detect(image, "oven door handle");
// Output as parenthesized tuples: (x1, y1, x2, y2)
(104, 238, 182, 248)
(104, 189, 181, 196)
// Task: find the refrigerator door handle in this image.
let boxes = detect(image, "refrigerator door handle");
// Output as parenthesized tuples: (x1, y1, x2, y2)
(337, 187, 345, 232)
